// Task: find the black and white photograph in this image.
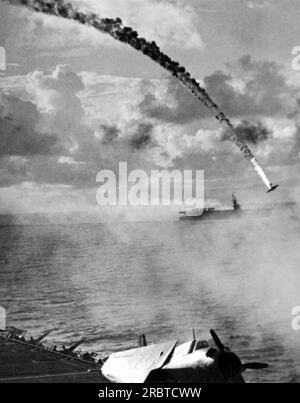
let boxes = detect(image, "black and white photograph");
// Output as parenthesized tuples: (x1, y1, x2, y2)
(0, 0, 300, 388)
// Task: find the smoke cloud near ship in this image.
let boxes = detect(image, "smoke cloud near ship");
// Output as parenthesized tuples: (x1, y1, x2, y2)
(4, 0, 274, 190)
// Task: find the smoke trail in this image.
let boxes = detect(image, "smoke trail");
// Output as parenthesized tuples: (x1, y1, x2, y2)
(5, 0, 273, 190)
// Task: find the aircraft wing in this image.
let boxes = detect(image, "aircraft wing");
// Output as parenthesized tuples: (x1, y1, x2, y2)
(101, 340, 178, 383)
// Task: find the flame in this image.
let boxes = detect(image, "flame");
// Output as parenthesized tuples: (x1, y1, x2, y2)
(250, 158, 272, 190)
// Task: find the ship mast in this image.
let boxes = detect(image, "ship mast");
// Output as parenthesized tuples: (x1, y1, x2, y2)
(232, 193, 241, 210)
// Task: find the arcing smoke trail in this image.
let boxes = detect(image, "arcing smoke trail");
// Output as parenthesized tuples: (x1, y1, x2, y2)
(5, 0, 273, 190)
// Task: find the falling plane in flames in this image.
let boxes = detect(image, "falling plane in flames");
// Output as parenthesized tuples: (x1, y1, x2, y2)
(267, 184, 279, 193)
(5, 0, 278, 192)
(101, 329, 268, 383)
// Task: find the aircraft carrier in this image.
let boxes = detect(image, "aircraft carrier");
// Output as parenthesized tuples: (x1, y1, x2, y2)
(0, 327, 108, 383)
(0, 325, 269, 383)
(179, 194, 273, 221)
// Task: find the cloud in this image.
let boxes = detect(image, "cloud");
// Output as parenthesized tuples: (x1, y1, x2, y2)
(129, 122, 155, 150)
(0, 1, 116, 51)
(1, 0, 204, 54)
(139, 55, 299, 125)
(0, 64, 97, 188)
(222, 120, 271, 145)
(31, 64, 84, 94)
(28, 64, 84, 115)
(1, 57, 300, 213)
(139, 77, 208, 124)
(98, 123, 120, 144)
(259, 121, 300, 167)
(132, 54, 300, 179)
(0, 65, 168, 191)
(27, 64, 94, 157)
(0, 91, 59, 157)
(98, 120, 155, 150)
(74, 0, 204, 50)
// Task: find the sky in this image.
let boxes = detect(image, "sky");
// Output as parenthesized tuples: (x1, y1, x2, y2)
(0, 0, 300, 218)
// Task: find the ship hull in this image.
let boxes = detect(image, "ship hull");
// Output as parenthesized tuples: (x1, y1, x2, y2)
(179, 209, 272, 221)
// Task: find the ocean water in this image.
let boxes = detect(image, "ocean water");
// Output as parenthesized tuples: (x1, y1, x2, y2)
(0, 216, 300, 382)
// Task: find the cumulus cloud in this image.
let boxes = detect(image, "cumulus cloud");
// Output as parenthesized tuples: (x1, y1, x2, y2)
(30, 64, 84, 94)
(0, 64, 95, 188)
(0, 65, 167, 191)
(28, 64, 84, 119)
(139, 77, 208, 124)
(27, 64, 97, 162)
(139, 55, 299, 126)
(1, 55, 300, 213)
(132, 54, 300, 180)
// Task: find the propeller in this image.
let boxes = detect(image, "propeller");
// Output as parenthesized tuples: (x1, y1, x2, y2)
(208, 329, 269, 381)
(210, 329, 228, 352)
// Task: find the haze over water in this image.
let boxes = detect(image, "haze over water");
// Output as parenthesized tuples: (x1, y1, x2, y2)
(1, 214, 300, 382)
